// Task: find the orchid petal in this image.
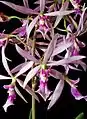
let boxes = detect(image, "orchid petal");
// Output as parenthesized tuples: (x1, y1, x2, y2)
(26, 15, 39, 40)
(2, 46, 12, 77)
(11, 62, 28, 74)
(70, 78, 80, 85)
(43, 29, 57, 63)
(23, 0, 29, 8)
(49, 69, 63, 80)
(47, 55, 85, 66)
(54, 1, 69, 28)
(71, 87, 87, 100)
(3, 99, 14, 112)
(52, 41, 73, 56)
(78, 61, 87, 71)
(0, 75, 11, 80)
(69, 65, 81, 71)
(15, 45, 38, 63)
(44, 10, 74, 16)
(34, 6, 40, 12)
(34, 1, 53, 4)
(48, 80, 64, 109)
(77, 8, 87, 35)
(0, 1, 38, 15)
(17, 79, 39, 102)
(23, 65, 40, 88)
(12, 26, 26, 37)
(74, 60, 87, 71)
(36, 88, 51, 101)
(15, 61, 34, 77)
(15, 86, 28, 103)
(40, 0, 45, 12)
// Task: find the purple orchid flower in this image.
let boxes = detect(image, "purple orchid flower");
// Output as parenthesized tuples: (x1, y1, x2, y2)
(3, 85, 16, 112)
(37, 68, 51, 100)
(65, 23, 85, 57)
(36, 14, 50, 39)
(12, 20, 28, 37)
(71, 87, 87, 100)
(69, 78, 87, 101)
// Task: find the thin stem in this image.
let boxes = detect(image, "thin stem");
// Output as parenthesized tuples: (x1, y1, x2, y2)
(32, 81, 36, 119)
(31, 30, 36, 119)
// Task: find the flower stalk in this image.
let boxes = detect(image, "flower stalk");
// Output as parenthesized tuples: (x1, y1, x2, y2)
(31, 30, 36, 119)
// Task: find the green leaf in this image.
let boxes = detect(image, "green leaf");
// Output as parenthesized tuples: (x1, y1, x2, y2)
(29, 108, 32, 119)
(75, 112, 84, 119)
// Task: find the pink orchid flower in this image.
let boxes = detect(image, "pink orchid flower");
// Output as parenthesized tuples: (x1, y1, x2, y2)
(37, 68, 51, 101)
(3, 85, 16, 112)
(36, 14, 50, 39)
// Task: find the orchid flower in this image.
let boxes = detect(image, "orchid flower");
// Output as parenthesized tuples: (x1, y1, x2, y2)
(3, 84, 16, 112)
(0, 45, 39, 111)
(36, 64, 51, 100)
(12, 20, 28, 37)
(36, 14, 50, 39)
(66, 77, 87, 101)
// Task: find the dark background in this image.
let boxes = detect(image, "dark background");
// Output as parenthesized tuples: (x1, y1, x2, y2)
(0, 0, 87, 119)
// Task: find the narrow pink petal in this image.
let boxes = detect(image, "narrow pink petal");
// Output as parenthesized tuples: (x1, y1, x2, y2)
(74, 60, 87, 71)
(17, 79, 39, 102)
(71, 87, 84, 100)
(23, 65, 40, 88)
(44, 10, 74, 16)
(47, 55, 86, 66)
(3, 99, 14, 112)
(2, 46, 12, 77)
(48, 80, 64, 109)
(11, 62, 27, 74)
(36, 88, 51, 101)
(69, 65, 81, 71)
(65, 55, 86, 63)
(54, 1, 69, 28)
(15, 45, 38, 63)
(23, 0, 29, 8)
(34, 6, 40, 12)
(43, 29, 57, 63)
(15, 61, 34, 77)
(52, 41, 73, 56)
(79, 61, 87, 71)
(40, 0, 45, 12)
(0, 75, 11, 80)
(49, 69, 63, 80)
(77, 8, 87, 35)
(26, 16, 39, 40)
(0, 1, 38, 15)
(70, 78, 80, 85)
(34, 1, 53, 4)
(15, 86, 28, 103)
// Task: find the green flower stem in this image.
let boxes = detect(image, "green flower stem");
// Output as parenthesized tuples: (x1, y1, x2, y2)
(9, 15, 33, 21)
(9, 34, 28, 47)
(31, 30, 36, 119)
(32, 82, 36, 119)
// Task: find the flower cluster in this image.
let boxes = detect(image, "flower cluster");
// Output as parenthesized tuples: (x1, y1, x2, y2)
(0, 0, 87, 115)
